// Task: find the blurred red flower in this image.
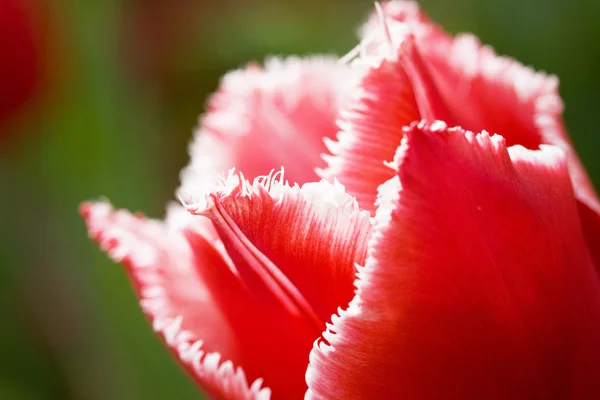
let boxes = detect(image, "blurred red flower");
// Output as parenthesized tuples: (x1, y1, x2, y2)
(0, 0, 42, 141)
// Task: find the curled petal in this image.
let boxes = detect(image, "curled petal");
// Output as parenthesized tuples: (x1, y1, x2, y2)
(366, 1, 568, 150)
(307, 122, 600, 399)
(179, 56, 354, 200)
(378, 0, 600, 261)
(424, 33, 557, 146)
(187, 170, 371, 327)
(80, 202, 270, 400)
(353, 0, 599, 212)
(324, 4, 454, 214)
(320, 35, 442, 213)
(344, 1, 600, 217)
(185, 170, 370, 398)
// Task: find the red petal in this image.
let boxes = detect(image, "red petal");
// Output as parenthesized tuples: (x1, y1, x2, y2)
(422, 32, 598, 204)
(577, 200, 600, 275)
(80, 202, 271, 400)
(362, 0, 557, 147)
(341, 1, 599, 214)
(186, 170, 371, 398)
(321, 3, 455, 214)
(179, 57, 353, 200)
(306, 122, 600, 399)
(319, 37, 425, 213)
(374, 1, 600, 271)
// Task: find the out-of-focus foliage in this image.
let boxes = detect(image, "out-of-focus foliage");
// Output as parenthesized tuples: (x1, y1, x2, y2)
(0, 0, 598, 398)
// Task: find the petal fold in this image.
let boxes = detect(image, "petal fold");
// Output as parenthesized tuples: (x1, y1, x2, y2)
(187, 170, 371, 327)
(306, 122, 600, 399)
(318, 37, 421, 213)
(179, 56, 353, 200)
(80, 202, 271, 400)
(184, 170, 370, 399)
(326, 0, 598, 216)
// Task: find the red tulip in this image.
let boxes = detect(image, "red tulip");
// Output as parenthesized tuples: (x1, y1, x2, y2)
(0, 0, 42, 140)
(81, 2, 600, 399)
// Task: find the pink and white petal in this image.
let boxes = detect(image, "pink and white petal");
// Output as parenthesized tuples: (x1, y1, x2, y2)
(165, 201, 224, 250)
(363, 1, 600, 273)
(80, 202, 270, 400)
(423, 33, 555, 148)
(184, 228, 315, 400)
(361, 1, 600, 215)
(185, 171, 370, 399)
(359, 0, 428, 37)
(363, 2, 562, 148)
(178, 56, 354, 200)
(323, 1, 460, 215)
(306, 122, 600, 399)
(422, 25, 599, 206)
(155, 316, 271, 400)
(320, 36, 432, 214)
(187, 170, 371, 327)
(358, 0, 452, 55)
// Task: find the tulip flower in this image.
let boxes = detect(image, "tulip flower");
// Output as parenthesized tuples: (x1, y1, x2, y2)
(82, 1, 600, 399)
(0, 0, 42, 141)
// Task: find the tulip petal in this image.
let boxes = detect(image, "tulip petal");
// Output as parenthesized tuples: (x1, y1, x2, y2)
(81, 202, 271, 400)
(186, 170, 371, 398)
(366, 0, 599, 207)
(187, 170, 371, 324)
(577, 200, 600, 275)
(374, 2, 600, 269)
(359, 0, 600, 277)
(179, 56, 353, 200)
(424, 33, 600, 205)
(319, 36, 426, 213)
(306, 122, 600, 399)
(320, 3, 455, 213)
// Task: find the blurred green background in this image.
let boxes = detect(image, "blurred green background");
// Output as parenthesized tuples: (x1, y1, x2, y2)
(1, 0, 599, 398)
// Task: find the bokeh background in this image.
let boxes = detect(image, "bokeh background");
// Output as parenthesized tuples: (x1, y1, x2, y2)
(1, 0, 599, 398)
